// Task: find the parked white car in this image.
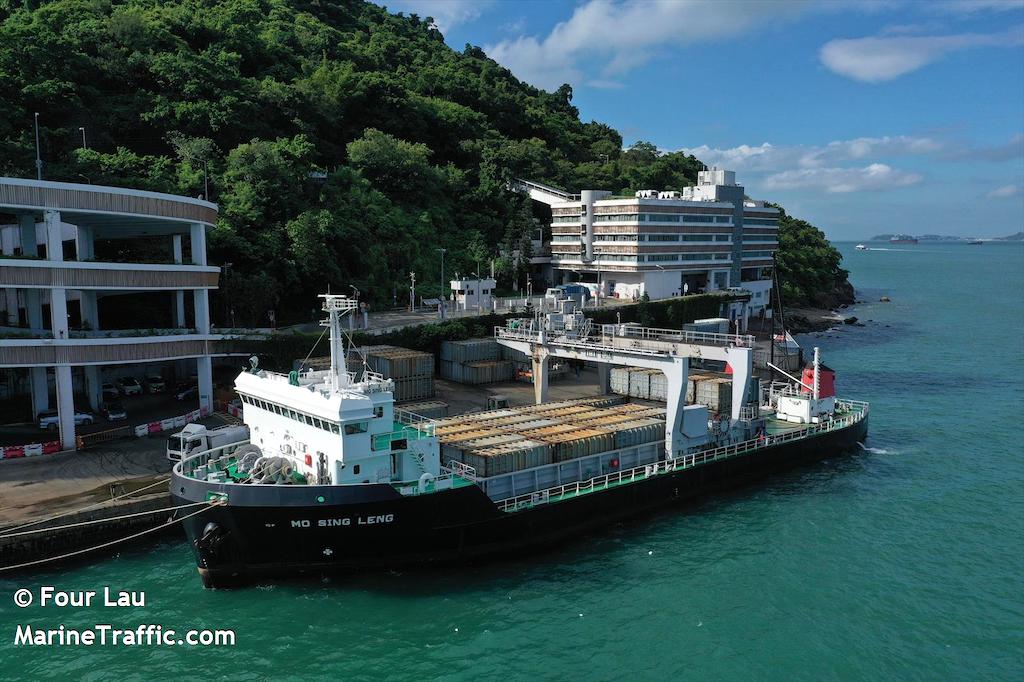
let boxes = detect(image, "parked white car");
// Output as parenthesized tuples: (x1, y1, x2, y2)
(38, 409, 94, 431)
(117, 376, 143, 396)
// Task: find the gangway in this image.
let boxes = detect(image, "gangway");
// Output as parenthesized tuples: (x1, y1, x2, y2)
(495, 317, 755, 459)
(512, 178, 580, 205)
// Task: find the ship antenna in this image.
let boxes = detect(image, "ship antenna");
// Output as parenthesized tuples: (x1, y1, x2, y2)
(318, 294, 359, 392)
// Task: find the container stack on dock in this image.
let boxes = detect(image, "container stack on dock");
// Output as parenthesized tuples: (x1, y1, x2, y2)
(293, 345, 435, 403)
(440, 339, 514, 385)
(422, 396, 671, 477)
(396, 400, 449, 420)
(608, 367, 734, 414)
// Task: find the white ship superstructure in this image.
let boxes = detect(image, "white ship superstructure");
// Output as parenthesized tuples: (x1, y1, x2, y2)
(231, 295, 441, 487)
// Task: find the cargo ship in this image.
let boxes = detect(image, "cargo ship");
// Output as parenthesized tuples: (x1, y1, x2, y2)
(172, 295, 868, 587)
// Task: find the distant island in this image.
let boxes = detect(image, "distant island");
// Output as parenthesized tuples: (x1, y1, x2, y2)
(871, 232, 1023, 241)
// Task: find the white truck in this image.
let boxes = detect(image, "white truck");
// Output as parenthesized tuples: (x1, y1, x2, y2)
(166, 422, 250, 463)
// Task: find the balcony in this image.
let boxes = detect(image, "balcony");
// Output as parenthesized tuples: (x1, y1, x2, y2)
(0, 259, 219, 290)
(0, 333, 260, 367)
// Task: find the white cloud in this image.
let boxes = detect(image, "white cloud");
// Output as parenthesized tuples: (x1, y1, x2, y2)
(986, 184, 1022, 198)
(383, 1, 494, 34)
(684, 135, 942, 171)
(762, 164, 923, 193)
(820, 28, 1024, 82)
(485, 0, 808, 90)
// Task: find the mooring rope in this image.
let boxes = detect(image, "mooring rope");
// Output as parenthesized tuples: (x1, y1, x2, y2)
(0, 476, 171, 535)
(0, 500, 223, 573)
(0, 500, 211, 540)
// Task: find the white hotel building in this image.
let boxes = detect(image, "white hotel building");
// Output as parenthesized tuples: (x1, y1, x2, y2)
(525, 170, 778, 309)
(0, 177, 245, 450)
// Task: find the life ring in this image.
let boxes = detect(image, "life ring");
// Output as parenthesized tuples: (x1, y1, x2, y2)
(418, 472, 435, 492)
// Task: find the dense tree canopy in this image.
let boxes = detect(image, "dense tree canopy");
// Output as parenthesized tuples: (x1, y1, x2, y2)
(0, 0, 849, 323)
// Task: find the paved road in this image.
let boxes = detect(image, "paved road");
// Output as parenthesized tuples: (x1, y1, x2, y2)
(282, 298, 636, 335)
(0, 415, 228, 525)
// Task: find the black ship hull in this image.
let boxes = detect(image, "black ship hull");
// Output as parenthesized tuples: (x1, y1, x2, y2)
(173, 416, 867, 587)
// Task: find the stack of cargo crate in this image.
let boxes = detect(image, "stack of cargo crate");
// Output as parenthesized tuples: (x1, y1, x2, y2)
(440, 339, 515, 385)
(425, 396, 678, 478)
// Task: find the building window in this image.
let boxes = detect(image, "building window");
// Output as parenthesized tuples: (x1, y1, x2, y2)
(744, 218, 778, 226)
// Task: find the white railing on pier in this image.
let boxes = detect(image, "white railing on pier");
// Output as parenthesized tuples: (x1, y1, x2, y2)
(598, 324, 754, 348)
(497, 400, 868, 512)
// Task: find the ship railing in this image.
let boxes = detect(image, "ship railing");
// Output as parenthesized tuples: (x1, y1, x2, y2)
(443, 460, 478, 481)
(393, 408, 437, 436)
(360, 370, 394, 394)
(738, 405, 760, 420)
(497, 400, 869, 513)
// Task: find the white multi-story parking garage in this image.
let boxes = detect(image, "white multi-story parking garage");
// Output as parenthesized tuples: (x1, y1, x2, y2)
(0, 177, 243, 450)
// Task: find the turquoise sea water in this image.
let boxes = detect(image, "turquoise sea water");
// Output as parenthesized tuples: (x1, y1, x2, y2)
(2, 241, 1022, 680)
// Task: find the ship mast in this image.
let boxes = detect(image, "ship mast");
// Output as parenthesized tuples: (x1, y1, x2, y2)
(318, 294, 359, 393)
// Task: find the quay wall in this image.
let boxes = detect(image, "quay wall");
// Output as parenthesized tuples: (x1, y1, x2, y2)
(0, 492, 176, 570)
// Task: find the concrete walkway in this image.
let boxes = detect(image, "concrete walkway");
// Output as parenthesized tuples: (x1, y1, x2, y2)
(0, 437, 170, 526)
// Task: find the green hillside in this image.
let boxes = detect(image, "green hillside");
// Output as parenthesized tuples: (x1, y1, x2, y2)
(0, 0, 849, 322)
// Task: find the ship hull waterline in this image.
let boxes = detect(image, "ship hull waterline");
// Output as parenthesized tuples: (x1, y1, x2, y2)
(173, 417, 867, 587)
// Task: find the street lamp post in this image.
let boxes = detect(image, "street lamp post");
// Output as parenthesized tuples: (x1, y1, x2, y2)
(79, 127, 87, 150)
(437, 247, 446, 320)
(222, 262, 232, 327)
(34, 113, 42, 180)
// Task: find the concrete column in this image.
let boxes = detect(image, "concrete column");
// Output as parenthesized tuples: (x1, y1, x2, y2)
(597, 363, 610, 395)
(664, 357, 690, 459)
(80, 290, 99, 330)
(44, 210, 63, 262)
(76, 225, 95, 261)
(725, 347, 752, 422)
(25, 289, 43, 330)
(197, 356, 214, 413)
(18, 215, 38, 256)
(189, 223, 207, 266)
(50, 287, 69, 339)
(174, 291, 186, 327)
(55, 364, 76, 450)
(193, 289, 210, 334)
(531, 348, 549, 405)
(3, 287, 18, 326)
(84, 365, 102, 410)
(30, 367, 49, 416)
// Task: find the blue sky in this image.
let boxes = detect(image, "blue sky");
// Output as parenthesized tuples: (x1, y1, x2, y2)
(380, 0, 1024, 239)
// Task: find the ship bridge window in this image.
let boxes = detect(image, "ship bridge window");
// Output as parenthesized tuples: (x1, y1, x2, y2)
(329, 423, 340, 435)
(374, 406, 384, 419)
(344, 422, 368, 435)
(391, 439, 408, 451)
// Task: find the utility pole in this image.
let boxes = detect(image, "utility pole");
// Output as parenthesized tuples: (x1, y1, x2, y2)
(409, 271, 416, 311)
(34, 113, 42, 180)
(79, 126, 87, 150)
(437, 247, 446, 320)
